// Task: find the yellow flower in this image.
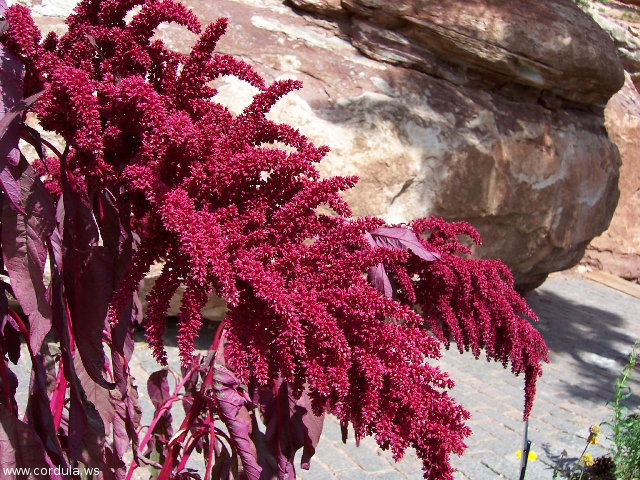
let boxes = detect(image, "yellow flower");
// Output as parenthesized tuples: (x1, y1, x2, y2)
(588, 424, 601, 444)
(579, 453, 595, 466)
(514, 450, 538, 461)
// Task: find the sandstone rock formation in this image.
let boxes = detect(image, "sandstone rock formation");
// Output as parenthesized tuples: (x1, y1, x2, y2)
(571, 1, 640, 282)
(582, 0, 640, 90)
(15, 0, 623, 297)
(583, 73, 640, 280)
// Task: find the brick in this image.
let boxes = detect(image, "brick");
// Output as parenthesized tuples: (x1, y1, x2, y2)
(298, 460, 337, 480)
(340, 441, 394, 473)
(315, 441, 359, 472)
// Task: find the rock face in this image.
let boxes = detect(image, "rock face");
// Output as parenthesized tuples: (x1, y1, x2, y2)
(18, 0, 623, 294)
(582, 1, 640, 90)
(572, 1, 640, 281)
(583, 73, 640, 280)
(339, 0, 624, 106)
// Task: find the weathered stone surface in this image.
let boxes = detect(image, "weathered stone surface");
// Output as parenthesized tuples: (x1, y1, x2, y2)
(618, 0, 640, 6)
(16, 0, 623, 296)
(311, 0, 625, 106)
(583, 73, 640, 281)
(7, 0, 77, 17)
(288, 0, 345, 18)
(574, 1, 640, 89)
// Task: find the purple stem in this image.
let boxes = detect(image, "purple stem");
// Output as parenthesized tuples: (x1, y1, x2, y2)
(125, 360, 202, 480)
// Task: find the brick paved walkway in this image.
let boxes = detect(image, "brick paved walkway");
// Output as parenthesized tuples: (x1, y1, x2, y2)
(13, 273, 640, 479)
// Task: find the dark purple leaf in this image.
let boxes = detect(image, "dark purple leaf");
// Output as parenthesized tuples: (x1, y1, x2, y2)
(20, 125, 48, 163)
(0, 361, 17, 414)
(0, 41, 26, 182)
(59, 182, 115, 389)
(253, 380, 324, 479)
(0, 404, 50, 478)
(108, 299, 139, 475)
(109, 304, 140, 468)
(68, 380, 107, 469)
(0, 90, 43, 142)
(147, 369, 173, 439)
(147, 370, 171, 410)
(1, 163, 55, 354)
(47, 238, 108, 469)
(0, 288, 20, 365)
(298, 389, 323, 470)
(103, 192, 137, 466)
(74, 352, 115, 431)
(366, 227, 441, 262)
(72, 246, 116, 388)
(25, 355, 68, 469)
(104, 446, 126, 480)
(367, 263, 393, 298)
(214, 364, 262, 480)
(0, 155, 25, 214)
(110, 372, 141, 474)
(95, 189, 134, 279)
(210, 443, 233, 480)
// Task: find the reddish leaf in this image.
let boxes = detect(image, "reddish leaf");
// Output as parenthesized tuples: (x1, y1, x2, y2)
(59, 182, 115, 389)
(367, 263, 393, 298)
(0, 358, 17, 414)
(366, 227, 441, 262)
(1, 162, 55, 354)
(74, 352, 116, 431)
(0, 90, 43, 143)
(0, 294, 20, 364)
(214, 364, 262, 480)
(0, 404, 49, 479)
(110, 373, 141, 472)
(253, 380, 324, 479)
(147, 369, 173, 439)
(24, 356, 68, 469)
(0, 41, 26, 200)
(0, 158, 24, 214)
(147, 370, 171, 410)
(47, 247, 108, 469)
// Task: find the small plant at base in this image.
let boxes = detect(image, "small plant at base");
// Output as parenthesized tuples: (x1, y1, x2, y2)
(0, 0, 548, 478)
(551, 343, 640, 480)
(551, 425, 601, 480)
(606, 341, 640, 480)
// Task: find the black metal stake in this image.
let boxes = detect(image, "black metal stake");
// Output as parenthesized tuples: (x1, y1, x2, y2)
(519, 419, 530, 480)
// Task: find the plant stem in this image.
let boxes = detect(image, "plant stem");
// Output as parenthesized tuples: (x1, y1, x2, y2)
(125, 362, 201, 480)
(568, 441, 590, 479)
(156, 320, 227, 479)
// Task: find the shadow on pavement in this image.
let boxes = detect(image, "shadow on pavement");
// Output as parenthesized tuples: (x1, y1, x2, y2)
(526, 279, 640, 407)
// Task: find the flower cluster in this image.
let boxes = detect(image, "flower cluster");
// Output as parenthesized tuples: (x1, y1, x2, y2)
(589, 424, 601, 445)
(1, 1, 547, 477)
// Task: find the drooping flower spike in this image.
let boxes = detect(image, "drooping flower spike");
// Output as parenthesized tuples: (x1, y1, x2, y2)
(1, 1, 548, 477)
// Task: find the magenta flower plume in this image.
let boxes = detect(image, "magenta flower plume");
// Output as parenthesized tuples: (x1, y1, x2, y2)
(1, 1, 548, 477)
